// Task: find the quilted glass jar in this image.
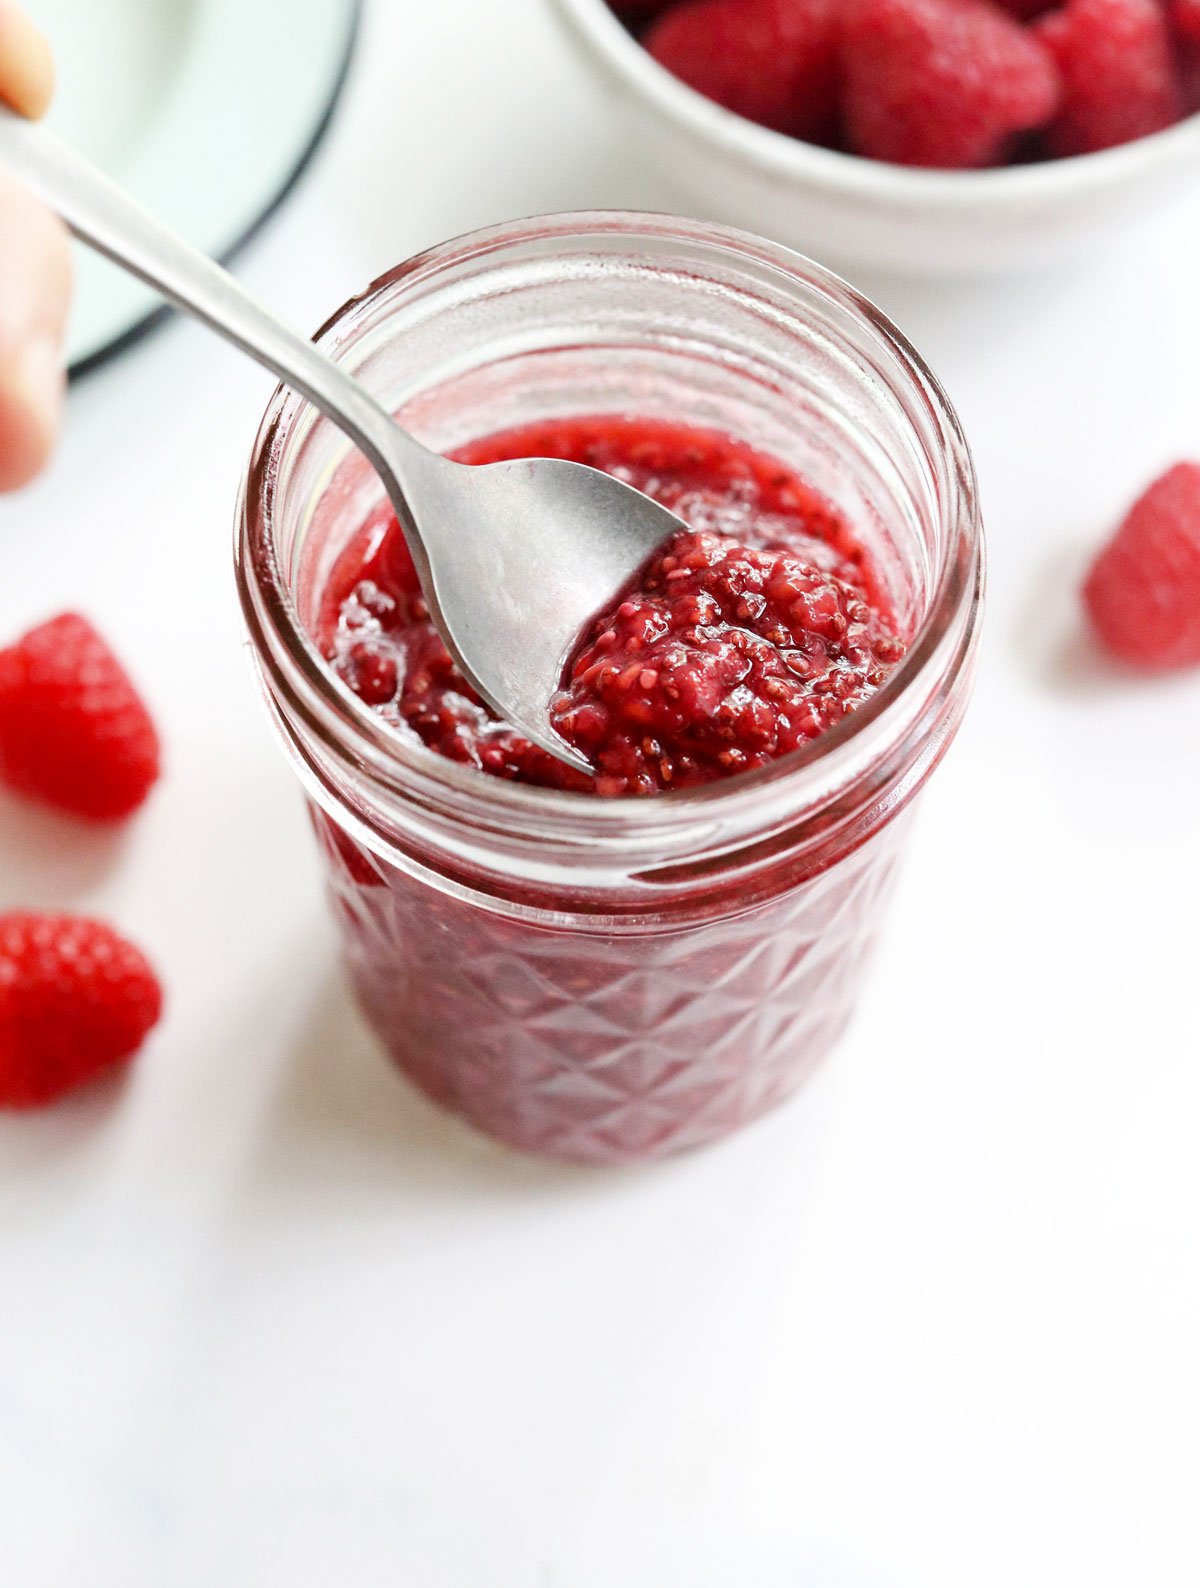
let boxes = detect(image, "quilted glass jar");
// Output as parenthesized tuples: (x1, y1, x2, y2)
(236, 213, 983, 1164)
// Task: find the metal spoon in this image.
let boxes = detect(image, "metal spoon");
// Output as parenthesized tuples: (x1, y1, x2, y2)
(0, 107, 686, 774)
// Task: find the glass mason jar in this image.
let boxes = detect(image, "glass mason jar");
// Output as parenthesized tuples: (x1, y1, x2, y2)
(236, 212, 983, 1165)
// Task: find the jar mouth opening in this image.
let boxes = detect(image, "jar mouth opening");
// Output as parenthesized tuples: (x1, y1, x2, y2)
(237, 211, 982, 842)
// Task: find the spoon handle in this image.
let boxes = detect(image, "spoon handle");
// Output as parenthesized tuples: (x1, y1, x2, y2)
(0, 106, 405, 479)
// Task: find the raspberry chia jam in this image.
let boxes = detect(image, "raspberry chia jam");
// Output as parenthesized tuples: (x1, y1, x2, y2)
(237, 214, 983, 1163)
(317, 417, 906, 796)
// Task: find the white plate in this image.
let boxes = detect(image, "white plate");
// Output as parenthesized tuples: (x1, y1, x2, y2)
(27, 0, 360, 372)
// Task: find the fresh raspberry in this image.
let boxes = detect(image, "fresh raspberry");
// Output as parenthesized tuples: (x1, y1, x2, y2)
(1082, 463, 1200, 669)
(1034, 0, 1183, 155)
(0, 613, 161, 822)
(1173, 0, 1200, 42)
(645, 0, 842, 143)
(0, 913, 162, 1108)
(841, 0, 1061, 168)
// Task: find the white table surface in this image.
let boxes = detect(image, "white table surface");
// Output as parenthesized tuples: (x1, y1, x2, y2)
(2, 2, 1199, 1584)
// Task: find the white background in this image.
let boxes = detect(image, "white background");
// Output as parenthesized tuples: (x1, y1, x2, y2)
(2, 1, 1199, 1584)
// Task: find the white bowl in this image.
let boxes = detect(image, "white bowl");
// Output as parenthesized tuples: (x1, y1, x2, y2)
(550, 0, 1200, 276)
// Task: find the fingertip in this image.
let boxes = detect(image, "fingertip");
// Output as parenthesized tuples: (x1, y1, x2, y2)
(0, 5, 55, 119)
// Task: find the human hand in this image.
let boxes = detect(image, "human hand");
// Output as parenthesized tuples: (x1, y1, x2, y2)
(0, 2, 69, 492)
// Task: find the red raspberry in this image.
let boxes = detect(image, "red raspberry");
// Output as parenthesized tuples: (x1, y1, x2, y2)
(1174, 0, 1200, 42)
(0, 913, 162, 1108)
(841, 0, 1061, 168)
(0, 613, 160, 822)
(1083, 463, 1200, 669)
(1034, 0, 1183, 155)
(645, 0, 842, 143)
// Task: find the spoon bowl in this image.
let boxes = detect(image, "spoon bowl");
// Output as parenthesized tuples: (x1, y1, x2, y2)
(393, 446, 686, 774)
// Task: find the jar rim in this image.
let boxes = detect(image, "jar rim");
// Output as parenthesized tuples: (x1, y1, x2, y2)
(236, 210, 983, 852)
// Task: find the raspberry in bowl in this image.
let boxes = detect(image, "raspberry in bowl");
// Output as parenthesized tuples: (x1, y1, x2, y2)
(236, 213, 983, 1163)
(550, 0, 1200, 274)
